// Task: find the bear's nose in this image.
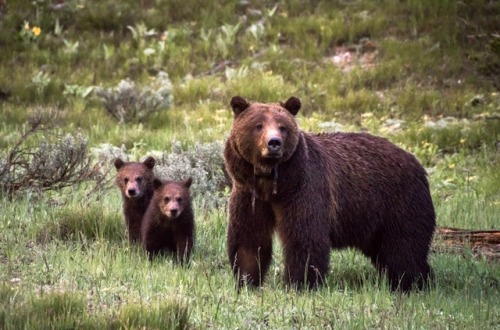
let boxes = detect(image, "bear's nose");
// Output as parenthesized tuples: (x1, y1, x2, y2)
(267, 138, 282, 152)
(170, 209, 178, 217)
(127, 189, 137, 197)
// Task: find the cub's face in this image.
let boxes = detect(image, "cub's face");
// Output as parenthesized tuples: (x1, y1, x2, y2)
(229, 96, 301, 174)
(153, 178, 192, 220)
(114, 156, 156, 199)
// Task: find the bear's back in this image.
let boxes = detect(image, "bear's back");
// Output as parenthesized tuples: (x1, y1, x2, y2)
(301, 131, 435, 248)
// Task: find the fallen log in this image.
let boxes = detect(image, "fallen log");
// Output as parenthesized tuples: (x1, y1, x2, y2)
(433, 227, 500, 261)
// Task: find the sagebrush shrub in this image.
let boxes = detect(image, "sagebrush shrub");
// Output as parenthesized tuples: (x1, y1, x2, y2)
(154, 140, 229, 209)
(94, 71, 173, 123)
(0, 116, 94, 197)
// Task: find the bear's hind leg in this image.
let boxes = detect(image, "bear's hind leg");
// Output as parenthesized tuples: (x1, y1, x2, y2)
(372, 237, 432, 292)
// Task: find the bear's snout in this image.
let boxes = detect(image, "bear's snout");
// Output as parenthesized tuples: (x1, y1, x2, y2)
(267, 137, 282, 153)
(161, 199, 182, 219)
(164, 205, 181, 219)
(264, 127, 283, 158)
(169, 208, 179, 217)
(126, 187, 139, 198)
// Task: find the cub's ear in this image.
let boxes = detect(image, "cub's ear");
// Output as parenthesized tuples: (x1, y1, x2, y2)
(230, 96, 250, 116)
(183, 177, 193, 188)
(153, 178, 163, 190)
(143, 156, 156, 169)
(114, 158, 125, 170)
(281, 96, 301, 116)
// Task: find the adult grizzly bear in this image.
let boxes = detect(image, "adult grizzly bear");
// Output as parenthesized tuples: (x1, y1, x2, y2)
(141, 178, 195, 263)
(224, 96, 436, 291)
(114, 156, 156, 243)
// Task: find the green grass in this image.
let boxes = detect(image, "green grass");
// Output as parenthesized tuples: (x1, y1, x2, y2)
(1, 190, 499, 328)
(1, 0, 499, 328)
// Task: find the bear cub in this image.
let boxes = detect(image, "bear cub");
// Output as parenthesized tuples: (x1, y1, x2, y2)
(141, 178, 195, 263)
(114, 156, 156, 243)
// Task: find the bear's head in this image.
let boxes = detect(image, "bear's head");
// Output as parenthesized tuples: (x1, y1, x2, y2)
(114, 156, 156, 199)
(152, 178, 193, 220)
(229, 96, 301, 175)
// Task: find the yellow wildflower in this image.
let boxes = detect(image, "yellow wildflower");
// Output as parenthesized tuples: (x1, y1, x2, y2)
(32, 26, 41, 37)
(460, 138, 466, 144)
(24, 22, 30, 30)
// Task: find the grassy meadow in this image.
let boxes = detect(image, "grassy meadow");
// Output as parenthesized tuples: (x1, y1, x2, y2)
(1, 0, 499, 328)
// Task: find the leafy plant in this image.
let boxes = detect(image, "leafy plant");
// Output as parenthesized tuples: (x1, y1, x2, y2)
(31, 71, 51, 96)
(63, 84, 94, 99)
(216, 22, 241, 59)
(18, 21, 42, 44)
(62, 39, 79, 54)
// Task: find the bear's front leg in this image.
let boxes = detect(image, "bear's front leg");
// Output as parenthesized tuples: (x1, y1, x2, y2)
(277, 206, 331, 289)
(227, 189, 275, 288)
(174, 232, 193, 264)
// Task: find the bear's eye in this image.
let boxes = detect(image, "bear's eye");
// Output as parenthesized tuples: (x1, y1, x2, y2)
(177, 197, 183, 203)
(256, 124, 263, 130)
(279, 126, 286, 133)
(164, 197, 170, 203)
(124, 178, 129, 184)
(136, 177, 142, 183)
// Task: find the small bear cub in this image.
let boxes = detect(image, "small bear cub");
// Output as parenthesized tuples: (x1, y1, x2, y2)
(114, 156, 156, 243)
(141, 178, 195, 263)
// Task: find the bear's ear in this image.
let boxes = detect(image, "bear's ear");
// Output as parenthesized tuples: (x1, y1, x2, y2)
(143, 156, 156, 169)
(153, 178, 163, 190)
(183, 177, 193, 188)
(114, 158, 125, 170)
(230, 96, 250, 116)
(281, 96, 301, 116)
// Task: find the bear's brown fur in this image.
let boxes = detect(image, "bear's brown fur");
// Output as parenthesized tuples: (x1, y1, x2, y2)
(224, 96, 436, 291)
(141, 178, 195, 263)
(114, 156, 156, 243)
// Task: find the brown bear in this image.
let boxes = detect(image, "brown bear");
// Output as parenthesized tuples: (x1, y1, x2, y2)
(141, 178, 195, 263)
(114, 156, 156, 243)
(224, 96, 436, 291)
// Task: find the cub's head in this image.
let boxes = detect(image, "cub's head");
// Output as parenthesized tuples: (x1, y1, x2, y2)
(152, 178, 193, 220)
(229, 96, 301, 174)
(114, 156, 156, 199)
